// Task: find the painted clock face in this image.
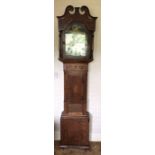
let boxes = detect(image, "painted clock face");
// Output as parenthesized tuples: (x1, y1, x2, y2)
(65, 24, 88, 57)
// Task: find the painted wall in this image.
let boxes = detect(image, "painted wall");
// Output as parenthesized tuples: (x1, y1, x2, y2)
(54, 0, 101, 141)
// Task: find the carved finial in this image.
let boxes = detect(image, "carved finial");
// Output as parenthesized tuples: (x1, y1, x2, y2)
(57, 5, 97, 18)
(64, 5, 75, 15)
(80, 6, 89, 15)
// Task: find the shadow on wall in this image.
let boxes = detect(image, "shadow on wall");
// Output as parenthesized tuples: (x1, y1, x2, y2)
(54, 121, 59, 140)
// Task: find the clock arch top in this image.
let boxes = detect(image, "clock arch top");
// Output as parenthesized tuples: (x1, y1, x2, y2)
(57, 5, 97, 31)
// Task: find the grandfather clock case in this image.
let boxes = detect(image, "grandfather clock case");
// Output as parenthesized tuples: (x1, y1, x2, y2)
(57, 5, 97, 149)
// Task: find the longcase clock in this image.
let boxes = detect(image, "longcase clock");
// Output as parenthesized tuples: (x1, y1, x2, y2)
(57, 5, 97, 149)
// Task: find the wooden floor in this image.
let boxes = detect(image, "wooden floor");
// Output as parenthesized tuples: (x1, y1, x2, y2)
(54, 141, 101, 155)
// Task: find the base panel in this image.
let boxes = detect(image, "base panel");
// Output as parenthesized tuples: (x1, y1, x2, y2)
(60, 112, 89, 147)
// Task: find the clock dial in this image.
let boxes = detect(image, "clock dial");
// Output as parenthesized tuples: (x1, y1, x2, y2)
(65, 24, 88, 57)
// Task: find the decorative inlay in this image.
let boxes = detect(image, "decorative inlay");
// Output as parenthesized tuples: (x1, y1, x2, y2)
(64, 63, 88, 71)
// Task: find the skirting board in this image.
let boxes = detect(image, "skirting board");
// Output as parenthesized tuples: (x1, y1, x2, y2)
(54, 131, 101, 141)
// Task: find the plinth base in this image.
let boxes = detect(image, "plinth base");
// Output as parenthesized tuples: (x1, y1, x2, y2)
(60, 112, 90, 148)
(60, 144, 90, 150)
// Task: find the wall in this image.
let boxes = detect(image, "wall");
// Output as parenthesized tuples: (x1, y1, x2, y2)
(54, 0, 101, 141)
